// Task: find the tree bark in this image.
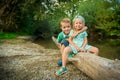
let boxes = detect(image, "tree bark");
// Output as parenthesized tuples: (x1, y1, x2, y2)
(69, 53, 120, 80)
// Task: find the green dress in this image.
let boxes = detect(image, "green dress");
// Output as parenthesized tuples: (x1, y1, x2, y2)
(69, 31, 91, 54)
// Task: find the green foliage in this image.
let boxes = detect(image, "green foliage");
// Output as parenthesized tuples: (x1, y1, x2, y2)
(32, 19, 53, 39)
(75, 0, 101, 28)
(0, 0, 119, 39)
(18, 13, 35, 35)
(0, 32, 17, 39)
(95, 0, 120, 37)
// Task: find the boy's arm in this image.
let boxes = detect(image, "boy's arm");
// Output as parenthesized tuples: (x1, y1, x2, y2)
(77, 26, 87, 34)
(71, 26, 87, 38)
(52, 36, 61, 49)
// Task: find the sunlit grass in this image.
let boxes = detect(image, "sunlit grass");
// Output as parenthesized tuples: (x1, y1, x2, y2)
(0, 32, 18, 39)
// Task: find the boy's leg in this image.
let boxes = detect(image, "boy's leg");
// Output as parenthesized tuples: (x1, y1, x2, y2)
(60, 39, 69, 54)
(57, 39, 69, 66)
(56, 46, 72, 76)
(88, 46, 99, 55)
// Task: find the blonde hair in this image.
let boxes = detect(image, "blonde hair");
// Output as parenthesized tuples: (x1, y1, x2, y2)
(73, 15, 85, 25)
(72, 15, 85, 30)
(60, 18, 71, 27)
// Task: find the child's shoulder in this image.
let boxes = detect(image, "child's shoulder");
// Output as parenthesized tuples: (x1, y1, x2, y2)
(69, 29, 74, 35)
(80, 31, 87, 35)
(83, 31, 87, 33)
(58, 31, 63, 34)
(70, 29, 86, 33)
(58, 31, 64, 36)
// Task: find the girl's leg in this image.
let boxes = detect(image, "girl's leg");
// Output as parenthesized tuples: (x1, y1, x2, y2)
(88, 46, 99, 55)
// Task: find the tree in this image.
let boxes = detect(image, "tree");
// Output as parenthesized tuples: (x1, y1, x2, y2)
(95, 0, 120, 37)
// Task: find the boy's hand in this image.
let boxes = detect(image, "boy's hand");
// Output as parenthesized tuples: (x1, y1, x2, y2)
(71, 32, 78, 38)
(52, 36, 60, 48)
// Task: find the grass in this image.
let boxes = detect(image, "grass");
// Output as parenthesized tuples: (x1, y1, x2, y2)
(0, 32, 18, 39)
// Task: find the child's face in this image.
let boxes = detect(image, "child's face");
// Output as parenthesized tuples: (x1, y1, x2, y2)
(61, 23, 71, 35)
(73, 18, 84, 30)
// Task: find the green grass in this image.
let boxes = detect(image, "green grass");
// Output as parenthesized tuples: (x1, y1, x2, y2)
(0, 32, 18, 39)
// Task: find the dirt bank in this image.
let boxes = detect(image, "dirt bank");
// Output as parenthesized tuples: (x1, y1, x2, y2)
(0, 37, 92, 80)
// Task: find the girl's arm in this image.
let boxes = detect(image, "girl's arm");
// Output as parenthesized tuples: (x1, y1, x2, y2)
(69, 35, 79, 51)
(80, 37, 88, 52)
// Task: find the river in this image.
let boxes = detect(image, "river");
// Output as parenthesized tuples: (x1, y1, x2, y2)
(35, 38, 120, 60)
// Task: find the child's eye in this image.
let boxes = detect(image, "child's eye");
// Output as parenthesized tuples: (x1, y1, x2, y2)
(63, 26, 70, 28)
(63, 27, 66, 29)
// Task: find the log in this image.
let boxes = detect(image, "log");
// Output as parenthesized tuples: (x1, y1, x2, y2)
(71, 53, 120, 80)
(52, 36, 120, 80)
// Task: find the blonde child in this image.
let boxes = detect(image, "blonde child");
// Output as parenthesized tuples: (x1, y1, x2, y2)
(53, 18, 87, 66)
(55, 15, 99, 76)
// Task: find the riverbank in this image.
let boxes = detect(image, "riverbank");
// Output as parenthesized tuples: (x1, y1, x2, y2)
(0, 36, 92, 80)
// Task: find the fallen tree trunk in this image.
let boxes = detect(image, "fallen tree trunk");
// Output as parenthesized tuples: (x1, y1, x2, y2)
(52, 36, 120, 80)
(69, 53, 120, 80)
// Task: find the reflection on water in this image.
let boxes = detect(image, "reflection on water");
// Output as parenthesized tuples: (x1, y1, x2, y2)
(34, 39, 58, 49)
(89, 39, 120, 60)
(34, 38, 120, 60)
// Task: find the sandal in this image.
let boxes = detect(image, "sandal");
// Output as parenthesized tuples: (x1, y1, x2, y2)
(68, 53, 73, 58)
(68, 53, 75, 58)
(57, 60, 62, 67)
(55, 66, 67, 76)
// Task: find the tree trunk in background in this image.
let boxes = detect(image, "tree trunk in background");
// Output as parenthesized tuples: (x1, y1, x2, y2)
(0, 0, 18, 32)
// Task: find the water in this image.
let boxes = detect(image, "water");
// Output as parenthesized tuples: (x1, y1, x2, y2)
(34, 38, 120, 60)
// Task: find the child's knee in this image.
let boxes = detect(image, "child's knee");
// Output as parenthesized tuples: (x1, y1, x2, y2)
(88, 47, 99, 55)
(96, 47, 99, 53)
(94, 47, 99, 55)
(64, 47, 71, 54)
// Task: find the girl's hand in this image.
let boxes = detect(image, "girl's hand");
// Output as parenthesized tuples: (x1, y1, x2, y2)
(79, 48, 86, 52)
(75, 46, 80, 51)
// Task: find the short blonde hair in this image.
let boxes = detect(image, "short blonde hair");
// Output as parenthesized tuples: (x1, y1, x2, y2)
(60, 18, 71, 27)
